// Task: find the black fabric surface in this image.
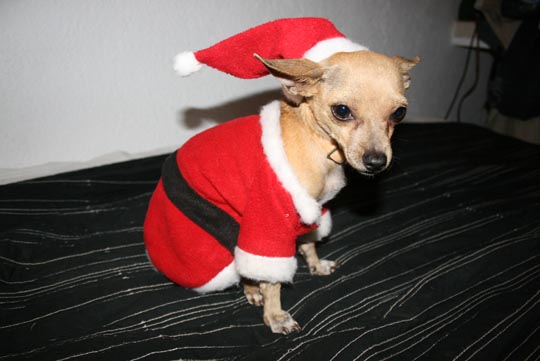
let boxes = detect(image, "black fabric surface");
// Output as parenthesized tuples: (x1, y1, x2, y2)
(1, 123, 539, 361)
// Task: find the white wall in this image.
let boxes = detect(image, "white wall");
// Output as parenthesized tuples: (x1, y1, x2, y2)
(0, 0, 490, 176)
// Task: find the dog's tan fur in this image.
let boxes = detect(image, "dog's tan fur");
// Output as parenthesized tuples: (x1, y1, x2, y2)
(245, 50, 419, 334)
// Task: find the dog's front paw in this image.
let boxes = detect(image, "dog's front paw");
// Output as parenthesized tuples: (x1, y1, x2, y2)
(264, 311, 301, 334)
(310, 259, 338, 276)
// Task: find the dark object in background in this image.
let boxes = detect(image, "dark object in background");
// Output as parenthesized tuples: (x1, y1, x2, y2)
(501, 0, 540, 19)
(494, 8, 540, 119)
(486, 1, 540, 119)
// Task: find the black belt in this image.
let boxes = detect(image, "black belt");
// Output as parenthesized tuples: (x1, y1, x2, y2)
(161, 152, 239, 254)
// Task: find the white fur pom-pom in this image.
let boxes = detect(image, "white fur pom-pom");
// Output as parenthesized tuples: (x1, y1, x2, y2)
(173, 51, 202, 76)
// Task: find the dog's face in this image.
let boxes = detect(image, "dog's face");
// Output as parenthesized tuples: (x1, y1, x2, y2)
(257, 51, 419, 174)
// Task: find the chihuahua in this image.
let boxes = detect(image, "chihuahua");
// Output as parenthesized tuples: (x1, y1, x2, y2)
(144, 49, 419, 334)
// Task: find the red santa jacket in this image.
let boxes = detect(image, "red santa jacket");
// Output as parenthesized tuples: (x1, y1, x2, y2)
(144, 101, 334, 293)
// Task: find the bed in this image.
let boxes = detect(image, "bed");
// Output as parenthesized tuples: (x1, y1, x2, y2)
(1, 122, 539, 361)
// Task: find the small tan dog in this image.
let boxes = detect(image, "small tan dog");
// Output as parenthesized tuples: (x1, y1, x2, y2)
(245, 52, 419, 333)
(144, 18, 419, 334)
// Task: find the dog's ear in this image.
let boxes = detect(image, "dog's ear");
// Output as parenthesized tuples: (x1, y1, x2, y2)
(254, 53, 324, 103)
(392, 55, 420, 90)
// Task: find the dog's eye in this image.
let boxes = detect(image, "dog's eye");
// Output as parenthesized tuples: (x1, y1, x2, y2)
(331, 104, 354, 121)
(391, 106, 407, 122)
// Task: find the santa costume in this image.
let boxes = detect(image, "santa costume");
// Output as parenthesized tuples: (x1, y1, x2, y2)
(144, 18, 366, 293)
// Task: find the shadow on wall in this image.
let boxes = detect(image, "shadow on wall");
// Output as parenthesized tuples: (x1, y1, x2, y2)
(179, 89, 282, 129)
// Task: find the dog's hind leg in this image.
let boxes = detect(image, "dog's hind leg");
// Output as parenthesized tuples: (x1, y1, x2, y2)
(260, 282, 301, 334)
(298, 242, 337, 276)
(243, 280, 263, 306)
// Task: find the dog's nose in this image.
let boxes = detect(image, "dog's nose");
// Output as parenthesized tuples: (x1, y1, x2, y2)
(362, 151, 387, 172)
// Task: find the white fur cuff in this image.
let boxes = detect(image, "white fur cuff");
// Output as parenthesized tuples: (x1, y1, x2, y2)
(193, 261, 240, 294)
(234, 247, 297, 283)
(318, 210, 332, 238)
(298, 210, 333, 243)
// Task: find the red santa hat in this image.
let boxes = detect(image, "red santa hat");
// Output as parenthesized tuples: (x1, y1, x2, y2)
(174, 17, 367, 79)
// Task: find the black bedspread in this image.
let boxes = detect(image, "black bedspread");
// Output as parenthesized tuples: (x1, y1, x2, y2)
(1, 123, 539, 361)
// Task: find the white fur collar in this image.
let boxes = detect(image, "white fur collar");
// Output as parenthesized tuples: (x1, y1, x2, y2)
(259, 101, 321, 225)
